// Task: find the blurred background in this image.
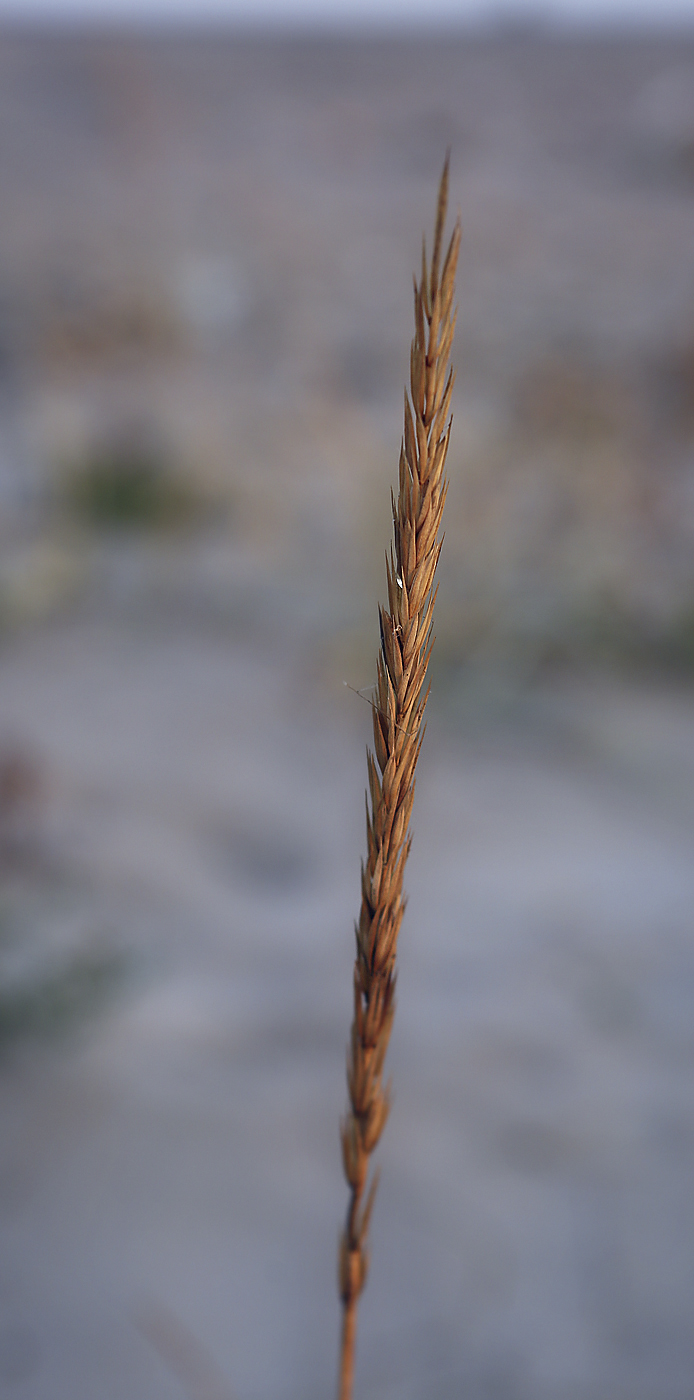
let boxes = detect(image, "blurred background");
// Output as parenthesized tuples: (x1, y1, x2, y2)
(0, 4, 694, 1399)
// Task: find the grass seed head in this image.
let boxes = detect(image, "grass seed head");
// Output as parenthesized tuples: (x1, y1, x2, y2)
(338, 156, 460, 1400)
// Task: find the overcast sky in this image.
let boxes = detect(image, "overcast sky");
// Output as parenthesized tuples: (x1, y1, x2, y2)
(0, 0, 691, 26)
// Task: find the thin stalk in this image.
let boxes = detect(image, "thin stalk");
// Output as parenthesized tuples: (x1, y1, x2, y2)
(337, 158, 460, 1400)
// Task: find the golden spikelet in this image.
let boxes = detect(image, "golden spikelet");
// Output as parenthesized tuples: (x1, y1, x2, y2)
(338, 157, 461, 1400)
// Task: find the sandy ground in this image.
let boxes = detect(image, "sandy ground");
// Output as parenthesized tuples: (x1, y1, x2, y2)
(0, 579, 693, 1400)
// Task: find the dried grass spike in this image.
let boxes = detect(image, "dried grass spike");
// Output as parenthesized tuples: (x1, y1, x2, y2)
(337, 160, 460, 1400)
